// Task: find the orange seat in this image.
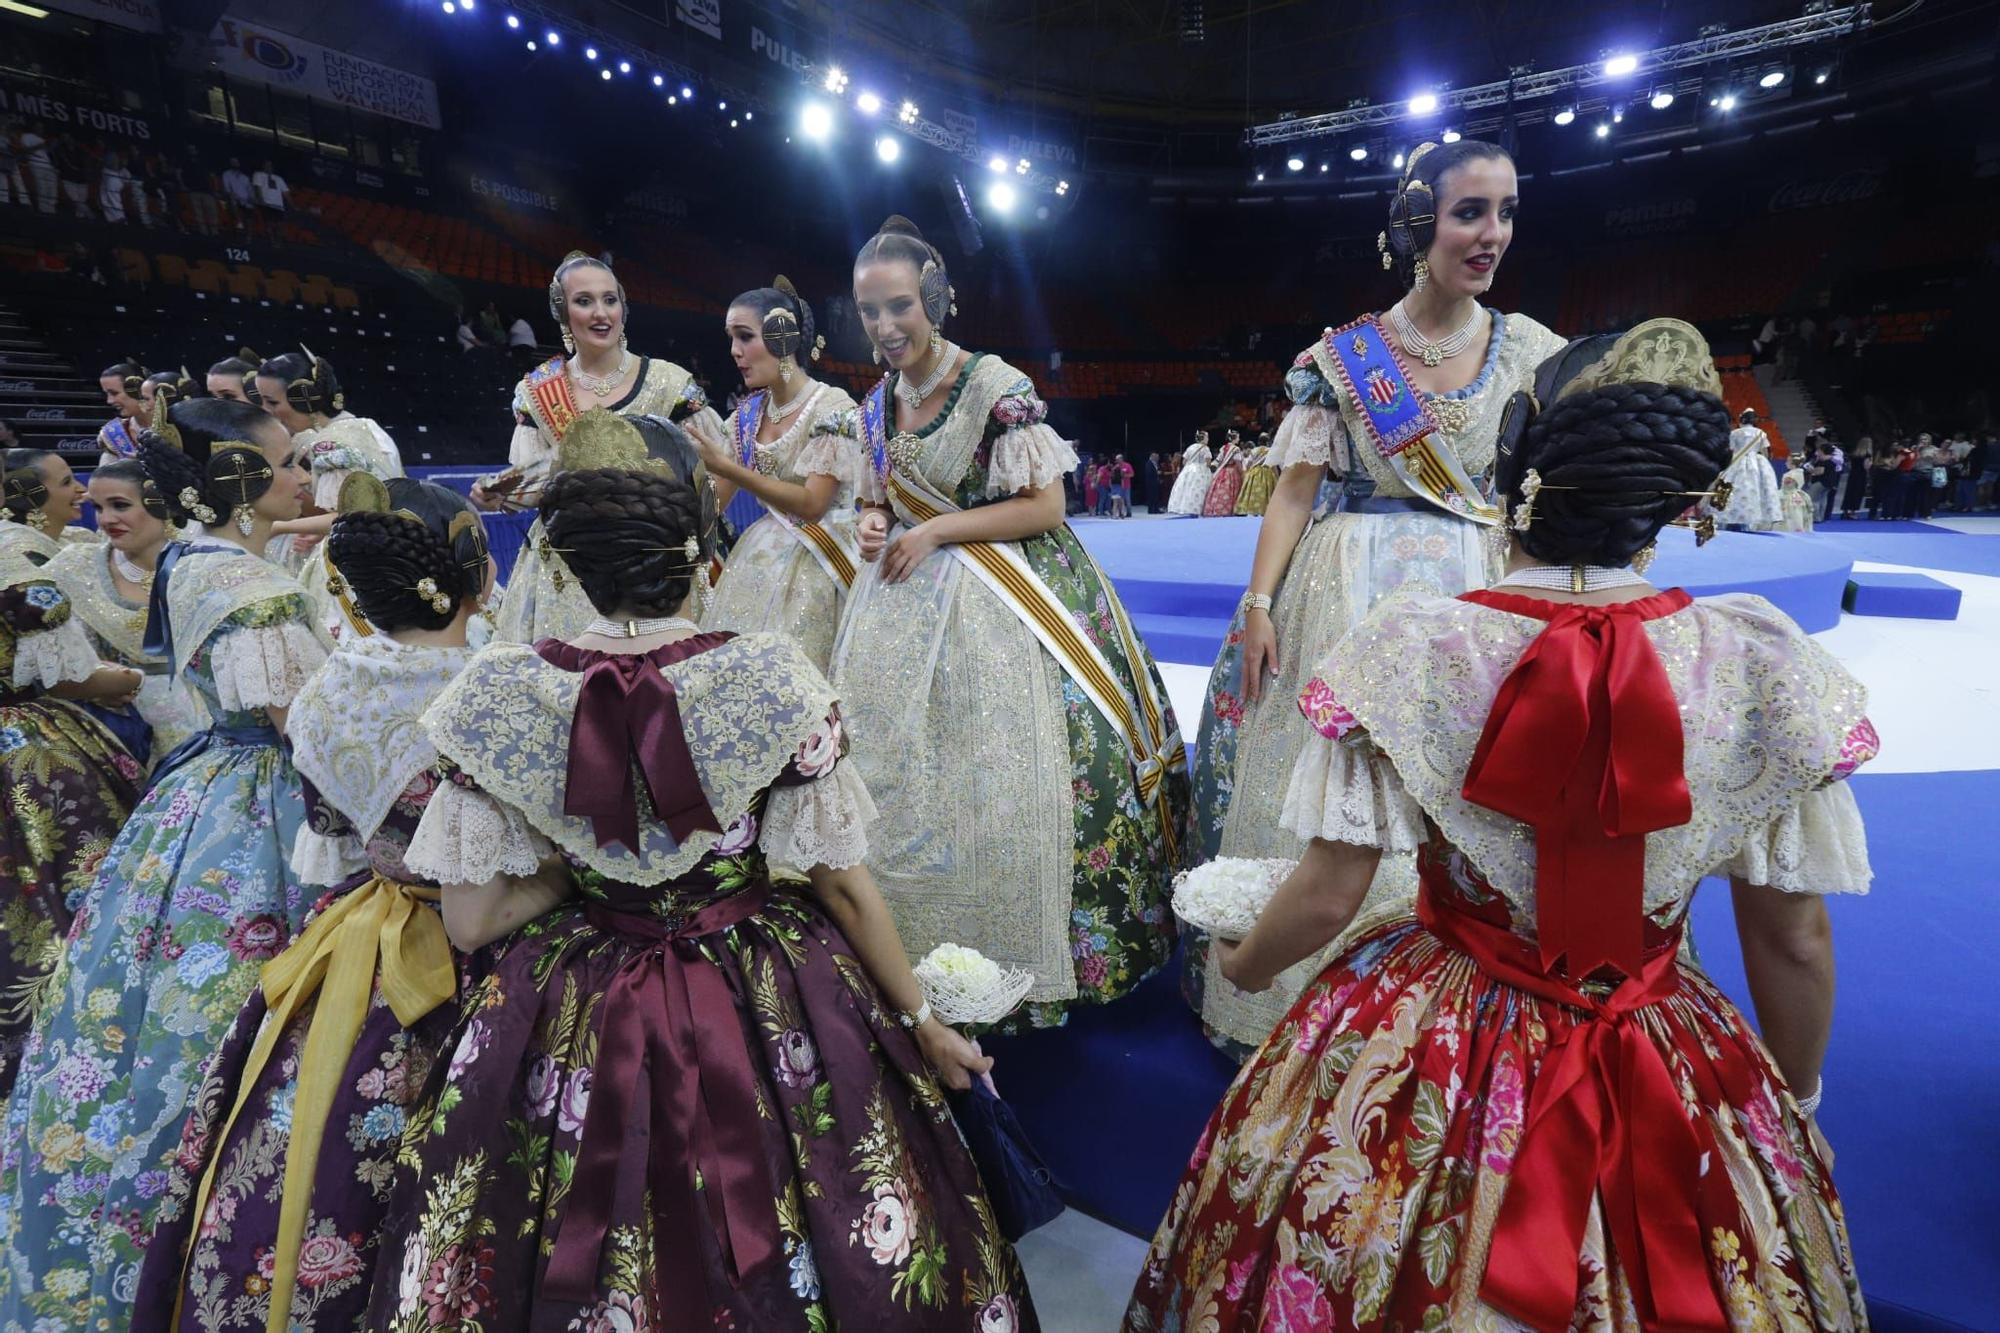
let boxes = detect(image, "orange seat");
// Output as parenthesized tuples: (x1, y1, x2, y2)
(330, 285, 360, 311)
(262, 268, 301, 303)
(186, 259, 228, 294)
(299, 274, 334, 306)
(113, 247, 151, 284)
(154, 253, 190, 287)
(226, 264, 264, 299)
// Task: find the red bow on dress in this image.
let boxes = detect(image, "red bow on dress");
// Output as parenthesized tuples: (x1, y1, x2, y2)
(563, 653, 723, 851)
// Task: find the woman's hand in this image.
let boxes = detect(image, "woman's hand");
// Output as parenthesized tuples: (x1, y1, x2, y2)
(1241, 607, 1280, 703)
(914, 1018, 995, 1092)
(879, 521, 941, 584)
(858, 509, 891, 562)
(468, 482, 502, 512)
(1215, 938, 1272, 993)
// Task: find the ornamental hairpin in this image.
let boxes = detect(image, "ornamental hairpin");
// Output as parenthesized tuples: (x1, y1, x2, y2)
(414, 577, 452, 614)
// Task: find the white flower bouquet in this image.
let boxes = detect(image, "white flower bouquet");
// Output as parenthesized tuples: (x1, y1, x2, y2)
(1172, 857, 1296, 941)
(914, 943, 1036, 1026)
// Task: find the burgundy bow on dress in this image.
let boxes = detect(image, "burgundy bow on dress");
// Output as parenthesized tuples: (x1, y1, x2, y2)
(563, 654, 724, 851)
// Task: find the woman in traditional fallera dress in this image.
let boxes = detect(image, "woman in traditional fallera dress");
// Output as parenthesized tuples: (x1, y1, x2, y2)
(1185, 140, 1565, 1057)
(45, 460, 210, 767)
(0, 447, 96, 565)
(1127, 321, 1874, 1332)
(476, 251, 727, 644)
(0, 399, 325, 1333)
(364, 411, 1035, 1331)
(134, 478, 494, 1333)
(1201, 431, 1247, 515)
(1233, 437, 1278, 516)
(1718, 408, 1785, 531)
(697, 278, 861, 670)
(95, 357, 149, 467)
(827, 216, 1187, 1028)
(0, 546, 142, 1099)
(1167, 431, 1214, 515)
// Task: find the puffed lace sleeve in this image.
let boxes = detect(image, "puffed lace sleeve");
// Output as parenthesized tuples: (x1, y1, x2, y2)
(670, 380, 728, 447)
(793, 405, 863, 482)
(1278, 674, 1426, 850)
(4, 582, 100, 689)
(291, 773, 370, 886)
(405, 761, 551, 884)
(759, 708, 878, 870)
(823, 406, 885, 504)
(206, 596, 329, 713)
(1719, 718, 1878, 895)
(1265, 349, 1352, 472)
(982, 381, 1080, 498)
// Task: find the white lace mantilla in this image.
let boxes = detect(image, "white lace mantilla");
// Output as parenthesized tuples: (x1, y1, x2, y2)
(420, 633, 839, 885)
(1302, 590, 1874, 920)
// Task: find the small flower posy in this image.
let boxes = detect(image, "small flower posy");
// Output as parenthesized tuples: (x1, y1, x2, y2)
(913, 943, 1035, 1025)
(179, 486, 220, 527)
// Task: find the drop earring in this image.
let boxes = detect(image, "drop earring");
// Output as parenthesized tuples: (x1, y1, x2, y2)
(871, 344, 882, 366)
(561, 329, 576, 356)
(928, 327, 942, 358)
(618, 330, 629, 356)
(232, 504, 256, 537)
(779, 357, 794, 385)
(1412, 257, 1431, 292)
(1631, 542, 1658, 576)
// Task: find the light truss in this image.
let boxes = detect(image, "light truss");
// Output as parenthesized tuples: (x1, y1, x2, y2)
(1246, 5, 1873, 146)
(802, 63, 1070, 196)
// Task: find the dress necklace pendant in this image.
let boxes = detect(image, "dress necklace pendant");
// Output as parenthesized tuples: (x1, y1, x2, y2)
(570, 350, 633, 399)
(896, 340, 958, 411)
(583, 614, 701, 638)
(1390, 300, 1483, 368)
(111, 547, 153, 590)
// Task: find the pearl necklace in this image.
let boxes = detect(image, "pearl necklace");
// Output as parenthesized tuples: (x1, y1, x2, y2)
(1492, 564, 1648, 594)
(896, 341, 958, 411)
(570, 350, 633, 399)
(583, 615, 701, 639)
(764, 380, 819, 425)
(111, 547, 154, 588)
(1389, 300, 1485, 368)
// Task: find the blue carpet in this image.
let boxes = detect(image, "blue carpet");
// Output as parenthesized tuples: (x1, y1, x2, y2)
(1808, 525, 2000, 580)
(991, 770, 1999, 1328)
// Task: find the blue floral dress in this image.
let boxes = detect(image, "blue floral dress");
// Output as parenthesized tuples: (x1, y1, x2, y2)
(0, 542, 328, 1333)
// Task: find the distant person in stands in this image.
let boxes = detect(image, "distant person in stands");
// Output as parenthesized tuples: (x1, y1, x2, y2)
(506, 312, 539, 361)
(1949, 432, 1980, 513)
(54, 133, 93, 219)
(147, 149, 184, 234)
(1977, 431, 2000, 511)
(1842, 434, 1874, 519)
(221, 156, 253, 231)
(183, 143, 219, 237)
(1143, 449, 1163, 512)
(98, 150, 133, 225)
(479, 300, 506, 346)
(1912, 432, 1948, 520)
(1815, 432, 1846, 522)
(455, 310, 481, 352)
(0, 420, 17, 450)
(18, 121, 57, 215)
(1112, 452, 1135, 517)
(0, 119, 26, 210)
(96, 358, 149, 464)
(206, 353, 261, 404)
(251, 159, 289, 221)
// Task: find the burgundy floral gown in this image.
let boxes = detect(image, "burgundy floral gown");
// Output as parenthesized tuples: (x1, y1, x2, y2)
(134, 635, 479, 1333)
(1128, 589, 1878, 1332)
(364, 630, 1036, 1333)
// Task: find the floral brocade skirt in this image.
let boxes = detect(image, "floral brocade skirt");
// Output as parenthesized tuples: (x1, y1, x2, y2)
(1125, 907, 1866, 1332)
(366, 884, 1036, 1333)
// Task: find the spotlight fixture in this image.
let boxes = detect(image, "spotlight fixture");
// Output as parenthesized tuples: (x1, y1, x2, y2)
(744, 111, 753, 121)
(1319, 163, 1329, 172)
(988, 154, 1008, 173)
(1650, 89, 1675, 110)
(667, 95, 676, 104)
(652, 74, 663, 87)
(1392, 152, 1405, 168)
(1814, 68, 1830, 85)
(545, 29, 559, 44)
(460, 0, 473, 9)
(1603, 53, 1639, 77)
(823, 66, 849, 95)
(1016, 157, 1031, 174)
(876, 135, 900, 163)
(899, 100, 920, 124)
(441, 1, 454, 13)
(1056, 180, 1070, 195)
(1718, 92, 1738, 111)
(1759, 70, 1786, 88)
(599, 69, 610, 80)
(800, 101, 834, 141)
(1285, 156, 1304, 172)
(718, 101, 727, 110)
(1595, 122, 1610, 138)
(681, 85, 693, 98)
(856, 91, 882, 115)
(1407, 92, 1438, 115)
(1612, 109, 1624, 123)
(730, 119, 738, 128)
(525, 39, 536, 49)
(1441, 129, 1461, 144)
(505, 12, 518, 26)
(988, 181, 1018, 213)
(1553, 107, 1576, 125)
(584, 46, 597, 60)
(1349, 146, 1367, 162)
(1255, 172, 1265, 182)
(619, 61, 631, 74)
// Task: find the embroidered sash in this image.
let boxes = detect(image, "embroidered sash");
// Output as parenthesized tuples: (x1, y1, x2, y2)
(97, 417, 140, 459)
(882, 466, 1183, 823)
(733, 390, 857, 589)
(520, 355, 582, 444)
(1315, 316, 1500, 524)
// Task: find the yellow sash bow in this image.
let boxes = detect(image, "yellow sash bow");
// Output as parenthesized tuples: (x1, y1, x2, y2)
(175, 876, 456, 1333)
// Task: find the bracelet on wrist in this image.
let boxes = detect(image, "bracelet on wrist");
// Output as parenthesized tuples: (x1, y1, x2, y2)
(1243, 592, 1274, 614)
(1795, 1079, 1823, 1117)
(895, 1001, 933, 1032)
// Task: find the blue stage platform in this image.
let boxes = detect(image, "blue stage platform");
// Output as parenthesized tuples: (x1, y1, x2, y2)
(1068, 515, 1854, 665)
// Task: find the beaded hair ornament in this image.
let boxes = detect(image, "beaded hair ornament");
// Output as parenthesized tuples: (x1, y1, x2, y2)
(1, 466, 46, 525)
(1378, 142, 1441, 276)
(537, 409, 716, 598)
(326, 473, 488, 635)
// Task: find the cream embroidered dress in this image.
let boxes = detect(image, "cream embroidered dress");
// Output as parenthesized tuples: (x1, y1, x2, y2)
(493, 356, 726, 644)
(701, 381, 861, 671)
(1185, 311, 1565, 1054)
(827, 355, 1189, 1027)
(44, 541, 208, 762)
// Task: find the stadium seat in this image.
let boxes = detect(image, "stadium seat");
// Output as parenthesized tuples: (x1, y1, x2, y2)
(154, 253, 190, 287)
(226, 265, 265, 299)
(113, 248, 151, 285)
(187, 259, 229, 295)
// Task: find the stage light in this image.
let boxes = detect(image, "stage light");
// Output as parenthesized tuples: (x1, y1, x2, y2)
(1349, 146, 1367, 161)
(856, 91, 882, 115)
(1392, 152, 1404, 168)
(545, 30, 559, 45)
(1650, 89, 1675, 109)
(744, 111, 753, 120)
(899, 100, 920, 124)
(1319, 163, 1329, 172)
(1718, 92, 1738, 111)
(460, 0, 473, 9)
(1016, 157, 1031, 174)
(652, 74, 663, 87)
(987, 181, 1017, 213)
(1554, 107, 1576, 125)
(876, 136, 900, 163)
(730, 119, 739, 128)
(600, 69, 611, 81)
(1613, 109, 1624, 123)
(987, 154, 1008, 173)
(1441, 129, 1461, 144)
(800, 101, 834, 142)
(823, 66, 849, 95)
(1407, 92, 1438, 115)
(525, 39, 536, 49)
(1285, 156, 1304, 172)
(1056, 180, 1070, 195)
(718, 101, 727, 110)
(584, 46, 597, 60)
(619, 61, 631, 74)
(1760, 70, 1786, 88)
(667, 95, 676, 104)
(1814, 68, 1829, 84)
(1595, 122, 1610, 138)
(1603, 53, 1639, 77)
(1255, 172, 1265, 182)
(441, 2, 455, 13)
(681, 85, 693, 98)
(505, 12, 518, 26)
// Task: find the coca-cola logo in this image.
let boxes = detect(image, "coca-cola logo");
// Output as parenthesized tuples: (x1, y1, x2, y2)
(0, 379, 33, 391)
(25, 407, 68, 419)
(1768, 170, 1883, 213)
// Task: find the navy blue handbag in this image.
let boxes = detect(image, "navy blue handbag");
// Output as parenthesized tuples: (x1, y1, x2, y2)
(947, 1082, 1064, 1241)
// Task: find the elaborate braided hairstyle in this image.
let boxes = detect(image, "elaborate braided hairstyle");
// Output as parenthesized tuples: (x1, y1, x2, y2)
(730, 276, 821, 368)
(1381, 138, 1511, 290)
(88, 457, 173, 525)
(2, 448, 56, 524)
(540, 415, 716, 618)
(138, 397, 279, 528)
(854, 215, 954, 326)
(100, 357, 149, 401)
(143, 367, 198, 407)
(549, 251, 625, 326)
(258, 349, 342, 418)
(327, 478, 489, 633)
(1494, 319, 1734, 569)
(208, 351, 262, 403)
